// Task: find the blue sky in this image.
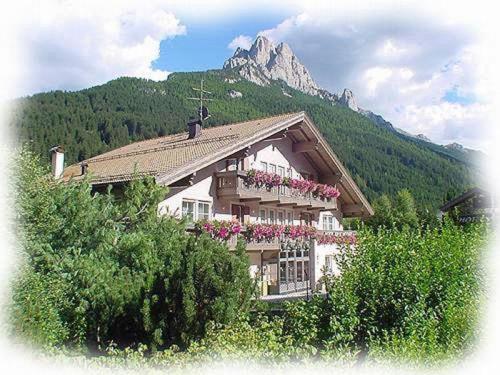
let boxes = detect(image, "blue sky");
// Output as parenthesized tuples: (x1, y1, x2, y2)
(443, 86, 475, 106)
(152, 17, 285, 72)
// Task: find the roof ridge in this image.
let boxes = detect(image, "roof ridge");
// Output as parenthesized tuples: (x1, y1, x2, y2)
(86, 111, 303, 163)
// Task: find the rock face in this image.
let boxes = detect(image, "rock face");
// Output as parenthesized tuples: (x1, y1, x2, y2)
(228, 89, 243, 98)
(445, 142, 465, 151)
(416, 134, 432, 142)
(359, 108, 395, 131)
(338, 89, 358, 111)
(223, 36, 396, 135)
(224, 36, 320, 95)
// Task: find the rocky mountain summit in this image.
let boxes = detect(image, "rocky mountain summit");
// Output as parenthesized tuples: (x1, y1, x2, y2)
(223, 36, 394, 131)
(223, 36, 479, 156)
(223, 36, 320, 95)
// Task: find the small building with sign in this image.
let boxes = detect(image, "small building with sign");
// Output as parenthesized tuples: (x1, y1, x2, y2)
(439, 187, 495, 224)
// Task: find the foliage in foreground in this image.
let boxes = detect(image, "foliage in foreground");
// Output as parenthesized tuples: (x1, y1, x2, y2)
(35, 221, 488, 368)
(9, 149, 487, 367)
(10, 149, 253, 351)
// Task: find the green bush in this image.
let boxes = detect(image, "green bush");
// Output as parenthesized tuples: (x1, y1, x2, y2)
(11, 148, 253, 351)
(323, 221, 486, 362)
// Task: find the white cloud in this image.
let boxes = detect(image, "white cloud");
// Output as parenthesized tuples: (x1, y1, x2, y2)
(254, 9, 490, 150)
(376, 39, 407, 58)
(9, 0, 186, 97)
(363, 67, 393, 96)
(228, 35, 253, 51)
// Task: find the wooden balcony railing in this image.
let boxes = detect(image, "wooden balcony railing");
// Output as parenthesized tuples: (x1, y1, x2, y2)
(227, 235, 281, 251)
(215, 170, 337, 210)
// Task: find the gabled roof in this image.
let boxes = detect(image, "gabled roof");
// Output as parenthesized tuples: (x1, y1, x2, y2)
(63, 111, 374, 217)
(439, 187, 488, 212)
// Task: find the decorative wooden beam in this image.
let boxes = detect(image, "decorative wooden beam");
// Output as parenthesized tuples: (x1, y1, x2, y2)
(342, 203, 364, 213)
(169, 172, 196, 187)
(319, 173, 343, 184)
(294, 204, 313, 209)
(263, 130, 287, 141)
(330, 174, 343, 184)
(277, 202, 297, 207)
(259, 200, 280, 205)
(286, 128, 303, 136)
(228, 146, 252, 159)
(292, 141, 318, 153)
(240, 197, 261, 202)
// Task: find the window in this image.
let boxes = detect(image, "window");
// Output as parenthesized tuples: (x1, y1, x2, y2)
(197, 202, 210, 221)
(278, 211, 284, 225)
(287, 260, 295, 281)
(260, 161, 268, 172)
(182, 199, 211, 222)
(287, 168, 293, 178)
(322, 215, 334, 230)
(259, 209, 267, 223)
(226, 158, 238, 171)
(325, 256, 334, 274)
(297, 261, 303, 282)
(287, 211, 293, 224)
(280, 262, 287, 282)
(304, 261, 310, 281)
(269, 209, 275, 224)
(182, 200, 195, 222)
(269, 164, 276, 174)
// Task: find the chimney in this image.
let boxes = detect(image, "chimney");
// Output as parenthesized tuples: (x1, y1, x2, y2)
(187, 118, 202, 139)
(49, 146, 64, 179)
(80, 161, 88, 176)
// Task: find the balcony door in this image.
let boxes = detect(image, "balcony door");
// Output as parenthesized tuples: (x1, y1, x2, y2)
(232, 204, 250, 224)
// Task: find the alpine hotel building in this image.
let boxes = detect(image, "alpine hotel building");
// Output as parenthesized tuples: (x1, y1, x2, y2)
(60, 112, 373, 297)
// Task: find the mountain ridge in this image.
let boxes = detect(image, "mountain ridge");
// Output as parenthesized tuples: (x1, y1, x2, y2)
(223, 36, 477, 156)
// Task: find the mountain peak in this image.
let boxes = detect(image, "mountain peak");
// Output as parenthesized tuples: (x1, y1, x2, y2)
(223, 36, 320, 95)
(338, 89, 358, 112)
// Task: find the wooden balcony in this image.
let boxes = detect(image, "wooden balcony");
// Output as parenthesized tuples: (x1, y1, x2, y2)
(215, 170, 338, 211)
(227, 235, 281, 251)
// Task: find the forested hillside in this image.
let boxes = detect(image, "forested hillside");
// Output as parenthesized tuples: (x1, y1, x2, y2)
(10, 70, 474, 207)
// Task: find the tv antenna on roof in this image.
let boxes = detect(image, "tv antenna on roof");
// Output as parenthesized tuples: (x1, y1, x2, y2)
(187, 78, 213, 123)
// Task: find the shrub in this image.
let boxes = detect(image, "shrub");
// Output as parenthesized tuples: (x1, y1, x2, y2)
(10, 148, 254, 351)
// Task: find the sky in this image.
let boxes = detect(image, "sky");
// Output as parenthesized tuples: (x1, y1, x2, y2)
(1, 0, 496, 152)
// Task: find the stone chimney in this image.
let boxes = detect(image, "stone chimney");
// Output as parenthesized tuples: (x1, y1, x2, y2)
(49, 146, 64, 179)
(187, 118, 202, 139)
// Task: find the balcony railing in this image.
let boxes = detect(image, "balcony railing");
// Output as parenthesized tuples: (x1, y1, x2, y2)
(215, 170, 337, 210)
(227, 235, 282, 251)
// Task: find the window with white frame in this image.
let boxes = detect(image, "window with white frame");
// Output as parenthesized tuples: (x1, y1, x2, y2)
(325, 256, 334, 274)
(197, 202, 210, 221)
(182, 199, 211, 222)
(269, 209, 275, 224)
(322, 214, 334, 230)
(287, 211, 293, 224)
(182, 200, 195, 221)
(277, 211, 284, 224)
(259, 209, 267, 223)
(269, 163, 276, 174)
(260, 161, 268, 171)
